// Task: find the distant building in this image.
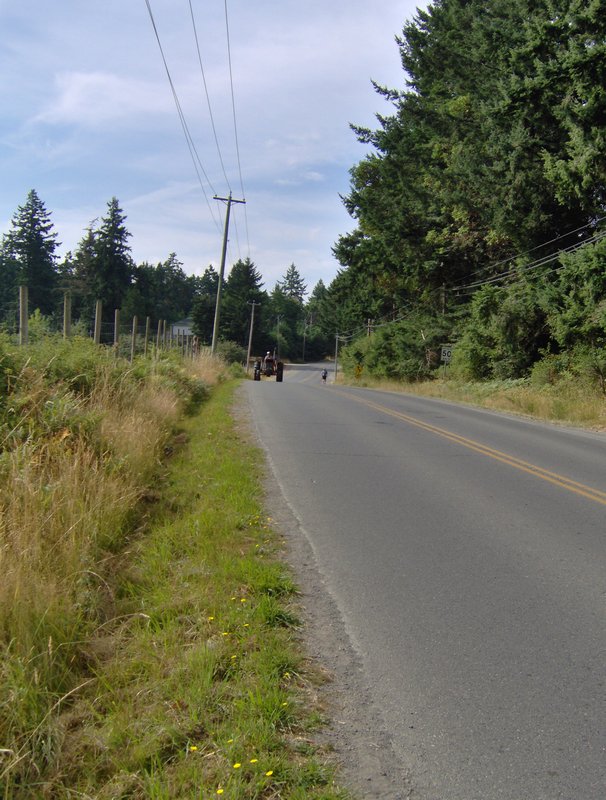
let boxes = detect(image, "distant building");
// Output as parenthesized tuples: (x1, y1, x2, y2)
(171, 318, 193, 337)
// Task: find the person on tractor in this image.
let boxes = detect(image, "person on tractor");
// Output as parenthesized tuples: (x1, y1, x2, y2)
(263, 350, 275, 376)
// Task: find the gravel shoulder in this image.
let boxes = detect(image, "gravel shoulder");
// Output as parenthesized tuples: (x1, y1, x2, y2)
(235, 385, 414, 800)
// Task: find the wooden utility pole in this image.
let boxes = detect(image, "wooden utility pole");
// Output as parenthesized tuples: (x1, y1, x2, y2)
(334, 332, 339, 383)
(211, 192, 246, 355)
(246, 300, 259, 373)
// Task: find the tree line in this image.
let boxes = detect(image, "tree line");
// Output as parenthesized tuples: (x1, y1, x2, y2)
(326, 0, 606, 385)
(0, 190, 337, 360)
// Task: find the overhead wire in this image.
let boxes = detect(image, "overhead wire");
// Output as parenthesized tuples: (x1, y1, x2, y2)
(456, 215, 606, 285)
(224, 0, 250, 258)
(188, 0, 231, 193)
(144, 0, 220, 230)
(451, 228, 606, 295)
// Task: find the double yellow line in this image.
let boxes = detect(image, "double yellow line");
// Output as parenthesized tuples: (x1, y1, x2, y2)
(337, 390, 606, 507)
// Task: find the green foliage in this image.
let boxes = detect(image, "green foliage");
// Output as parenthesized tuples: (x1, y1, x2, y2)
(322, 0, 606, 382)
(220, 258, 266, 349)
(341, 311, 451, 382)
(215, 339, 247, 365)
(91, 197, 134, 320)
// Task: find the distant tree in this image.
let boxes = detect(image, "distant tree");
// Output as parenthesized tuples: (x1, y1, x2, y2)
(265, 283, 305, 359)
(123, 253, 196, 325)
(221, 258, 266, 349)
(68, 223, 98, 323)
(277, 263, 307, 303)
(3, 190, 59, 316)
(91, 198, 133, 318)
(191, 266, 221, 344)
(303, 279, 332, 359)
(0, 235, 19, 328)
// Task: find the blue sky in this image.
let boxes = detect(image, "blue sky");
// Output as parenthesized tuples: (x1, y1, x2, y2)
(0, 0, 423, 293)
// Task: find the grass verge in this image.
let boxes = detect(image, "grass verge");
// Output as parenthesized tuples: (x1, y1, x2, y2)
(33, 379, 350, 799)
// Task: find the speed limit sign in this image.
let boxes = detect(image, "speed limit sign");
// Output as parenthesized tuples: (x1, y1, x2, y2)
(440, 346, 453, 363)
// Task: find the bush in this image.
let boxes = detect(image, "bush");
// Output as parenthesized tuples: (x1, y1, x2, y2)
(216, 339, 247, 365)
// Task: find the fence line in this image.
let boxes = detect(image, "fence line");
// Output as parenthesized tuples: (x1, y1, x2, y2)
(8, 287, 198, 360)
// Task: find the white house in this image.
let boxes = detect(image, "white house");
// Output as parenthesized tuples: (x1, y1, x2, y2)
(171, 318, 194, 337)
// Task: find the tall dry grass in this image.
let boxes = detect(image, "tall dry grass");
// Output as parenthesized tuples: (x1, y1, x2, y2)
(0, 339, 226, 794)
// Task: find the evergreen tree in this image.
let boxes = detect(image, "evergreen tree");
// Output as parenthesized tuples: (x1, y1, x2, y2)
(69, 223, 98, 323)
(0, 235, 19, 328)
(91, 198, 133, 318)
(277, 263, 307, 303)
(4, 190, 59, 316)
(266, 284, 304, 359)
(191, 266, 220, 345)
(220, 258, 266, 348)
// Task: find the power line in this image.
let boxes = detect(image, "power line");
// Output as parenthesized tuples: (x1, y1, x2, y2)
(457, 215, 606, 285)
(144, 0, 220, 229)
(452, 229, 606, 296)
(188, 0, 231, 192)
(224, 0, 250, 256)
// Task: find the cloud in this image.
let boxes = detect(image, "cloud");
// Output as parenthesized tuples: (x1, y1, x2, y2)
(34, 72, 170, 128)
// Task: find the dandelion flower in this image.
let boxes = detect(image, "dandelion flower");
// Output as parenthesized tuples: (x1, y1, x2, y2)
(217, 790, 224, 796)
(227, 738, 234, 744)
(265, 770, 274, 776)
(250, 758, 258, 763)
(189, 745, 198, 752)
(230, 655, 237, 660)
(208, 616, 215, 621)
(240, 598, 247, 603)
(233, 762, 241, 769)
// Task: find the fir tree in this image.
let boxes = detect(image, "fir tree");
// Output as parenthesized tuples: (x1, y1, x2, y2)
(4, 190, 59, 316)
(92, 198, 133, 317)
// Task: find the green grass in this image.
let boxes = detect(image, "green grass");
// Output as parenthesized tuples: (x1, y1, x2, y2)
(24, 380, 351, 799)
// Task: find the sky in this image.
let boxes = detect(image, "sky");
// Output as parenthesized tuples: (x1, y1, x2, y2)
(0, 0, 424, 294)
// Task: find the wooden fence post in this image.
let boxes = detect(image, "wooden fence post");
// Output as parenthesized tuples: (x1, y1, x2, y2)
(19, 286, 28, 345)
(130, 316, 138, 363)
(144, 316, 151, 356)
(63, 292, 71, 339)
(114, 309, 120, 349)
(93, 300, 102, 344)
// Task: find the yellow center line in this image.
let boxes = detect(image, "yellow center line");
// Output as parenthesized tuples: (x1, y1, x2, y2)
(335, 389, 606, 507)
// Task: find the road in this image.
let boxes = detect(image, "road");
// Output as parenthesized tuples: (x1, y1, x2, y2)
(242, 363, 606, 799)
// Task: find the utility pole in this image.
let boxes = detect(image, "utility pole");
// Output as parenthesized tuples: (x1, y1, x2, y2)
(276, 314, 283, 359)
(211, 192, 246, 355)
(245, 300, 259, 373)
(334, 332, 339, 382)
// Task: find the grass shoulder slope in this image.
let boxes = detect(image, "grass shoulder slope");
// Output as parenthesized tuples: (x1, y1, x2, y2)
(60, 379, 352, 798)
(0, 333, 351, 798)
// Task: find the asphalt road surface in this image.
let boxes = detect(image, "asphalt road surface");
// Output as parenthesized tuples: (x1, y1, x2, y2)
(242, 363, 606, 799)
